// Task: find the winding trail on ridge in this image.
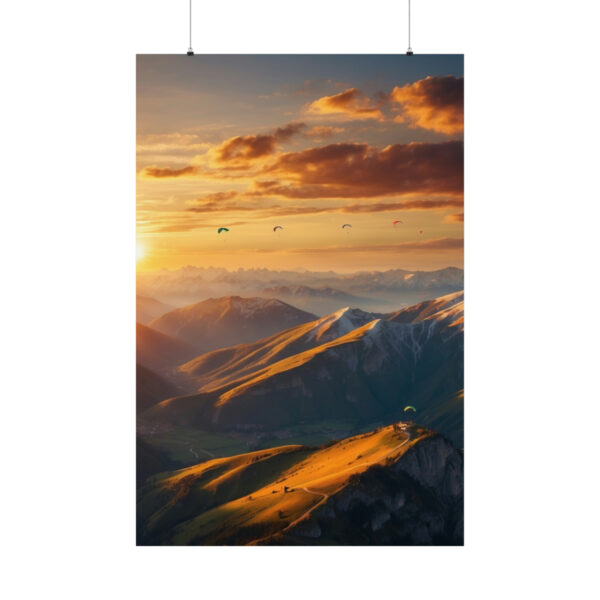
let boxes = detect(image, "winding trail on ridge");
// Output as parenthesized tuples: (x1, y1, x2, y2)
(252, 430, 413, 544)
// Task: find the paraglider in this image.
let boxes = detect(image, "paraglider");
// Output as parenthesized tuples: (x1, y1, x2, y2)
(404, 405, 416, 413)
(273, 225, 283, 232)
(342, 223, 352, 229)
(217, 227, 229, 234)
(418, 229, 424, 235)
(392, 220, 403, 226)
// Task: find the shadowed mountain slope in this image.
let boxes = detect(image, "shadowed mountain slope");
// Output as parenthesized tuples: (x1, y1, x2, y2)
(136, 364, 181, 413)
(137, 295, 175, 325)
(137, 436, 176, 485)
(136, 323, 196, 371)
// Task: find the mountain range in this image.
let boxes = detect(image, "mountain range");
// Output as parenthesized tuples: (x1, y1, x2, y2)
(255, 285, 386, 315)
(176, 305, 379, 392)
(143, 292, 464, 446)
(137, 266, 463, 315)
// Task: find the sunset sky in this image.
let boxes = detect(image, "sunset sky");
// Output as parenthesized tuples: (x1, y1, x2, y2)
(136, 55, 463, 272)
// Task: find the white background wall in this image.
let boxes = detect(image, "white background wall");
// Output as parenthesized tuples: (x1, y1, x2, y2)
(1, 1, 599, 598)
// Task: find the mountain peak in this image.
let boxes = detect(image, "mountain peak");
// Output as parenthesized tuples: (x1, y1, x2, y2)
(148, 295, 316, 352)
(311, 306, 379, 343)
(366, 318, 383, 331)
(333, 306, 352, 316)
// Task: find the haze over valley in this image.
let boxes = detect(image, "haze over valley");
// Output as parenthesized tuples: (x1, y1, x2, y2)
(137, 265, 463, 315)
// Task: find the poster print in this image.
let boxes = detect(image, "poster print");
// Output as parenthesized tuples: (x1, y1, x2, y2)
(136, 55, 464, 545)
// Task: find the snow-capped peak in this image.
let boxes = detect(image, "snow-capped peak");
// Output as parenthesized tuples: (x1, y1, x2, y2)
(311, 306, 378, 342)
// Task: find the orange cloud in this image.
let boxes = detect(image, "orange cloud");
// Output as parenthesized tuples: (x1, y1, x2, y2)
(342, 198, 463, 213)
(286, 238, 464, 254)
(444, 212, 464, 223)
(307, 88, 384, 121)
(141, 123, 308, 177)
(186, 195, 462, 217)
(304, 125, 345, 140)
(390, 76, 464, 134)
(213, 122, 306, 164)
(150, 219, 249, 233)
(136, 132, 208, 151)
(141, 165, 198, 178)
(260, 141, 463, 198)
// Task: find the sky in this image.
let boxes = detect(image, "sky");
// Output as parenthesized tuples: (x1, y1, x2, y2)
(136, 54, 463, 273)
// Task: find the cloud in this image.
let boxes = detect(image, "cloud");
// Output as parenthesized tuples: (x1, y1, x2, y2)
(187, 201, 256, 214)
(140, 122, 308, 178)
(136, 132, 208, 151)
(142, 139, 463, 197)
(193, 238, 464, 257)
(136, 134, 213, 167)
(304, 125, 345, 140)
(213, 122, 306, 164)
(444, 212, 464, 223)
(141, 214, 250, 233)
(286, 238, 464, 254)
(274, 122, 306, 140)
(141, 165, 198, 178)
(341, 198, 463, 213)
(390, 76, 463, 134)
(186, 194, 462, 218)
(260, 141, 463, 198)
(189, 191, 240, 204)
(306, 78, 462, 132)
(307, 88, 384, 121)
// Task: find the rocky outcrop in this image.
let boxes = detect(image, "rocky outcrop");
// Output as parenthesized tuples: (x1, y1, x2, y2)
(393, 434, 463, 498)
(277, 434, 463, 545)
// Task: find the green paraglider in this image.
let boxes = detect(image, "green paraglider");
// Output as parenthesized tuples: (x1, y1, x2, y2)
(217, 227, 229, 234)
(404, 405, 417, 413)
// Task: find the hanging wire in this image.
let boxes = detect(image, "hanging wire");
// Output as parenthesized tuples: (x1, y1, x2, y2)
(407, 0, 413, 55)
(187, 0, 194, 55)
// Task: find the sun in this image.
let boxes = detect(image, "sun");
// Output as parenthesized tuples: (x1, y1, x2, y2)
(136, 241, 146, 262)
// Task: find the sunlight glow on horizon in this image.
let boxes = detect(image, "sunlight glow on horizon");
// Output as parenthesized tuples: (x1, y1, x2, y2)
(136, 241, 146, 262)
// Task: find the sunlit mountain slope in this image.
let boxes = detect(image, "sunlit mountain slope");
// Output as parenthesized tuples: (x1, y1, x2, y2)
(137, 424, 463, 545)
(144, 292, 464, 445)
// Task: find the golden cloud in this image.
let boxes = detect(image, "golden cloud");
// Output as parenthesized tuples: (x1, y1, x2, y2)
(307, 88, 384, 121)
(212, 122, 306, 164)
(260, 141, 463, 198)
(444, 212, 464, 223)
(390, 76, 463, 134)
